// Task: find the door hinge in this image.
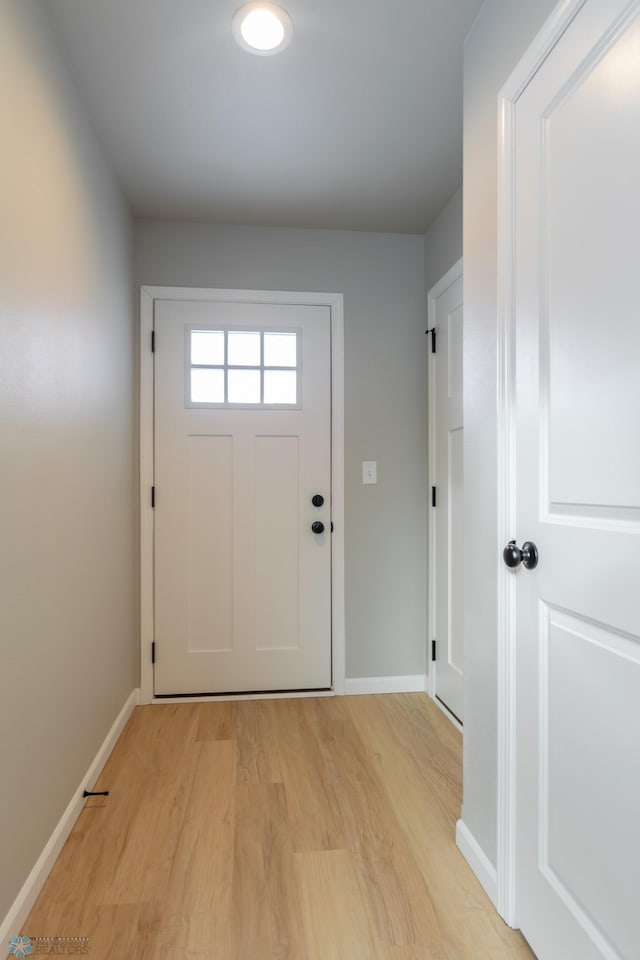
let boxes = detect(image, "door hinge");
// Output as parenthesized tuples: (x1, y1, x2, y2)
(151, 486, 155, 508)
(151, 330, 155, 353)
(151, 641, 156, 664)
(425, 327, 436, 353)
(432, 640, 437, 662)
(431, 486, 436, 507)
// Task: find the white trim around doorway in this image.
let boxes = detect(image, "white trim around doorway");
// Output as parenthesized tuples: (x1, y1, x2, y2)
(139, 286, 345, 705)
(426, 258, 463, 715)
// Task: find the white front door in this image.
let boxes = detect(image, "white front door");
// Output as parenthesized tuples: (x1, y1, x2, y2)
(512, 2, 640, 957)
(153, 296, 332, 695)
(429, 266, 464, 723)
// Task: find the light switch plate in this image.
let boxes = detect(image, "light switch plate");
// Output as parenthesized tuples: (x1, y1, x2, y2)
(362, 461, 377, 484)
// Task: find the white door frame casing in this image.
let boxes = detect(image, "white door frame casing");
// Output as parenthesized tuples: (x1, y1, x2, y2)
(427, 258, 463, 734)
(139, 286, 345, 705)
(495, 0, 589, 928)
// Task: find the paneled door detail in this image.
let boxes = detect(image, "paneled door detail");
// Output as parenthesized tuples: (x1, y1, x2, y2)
(511, 3, 640, 957)
(430, 265, 464, 722)
(153, 298, 332, 695)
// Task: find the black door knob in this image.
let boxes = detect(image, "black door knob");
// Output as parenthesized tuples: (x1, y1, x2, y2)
(503, 540, 539, 570)
(312, 494, 324, 507)
(311, 521, 325, 534)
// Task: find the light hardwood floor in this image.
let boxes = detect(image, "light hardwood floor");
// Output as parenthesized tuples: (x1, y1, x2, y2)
(22, 694, 535, 959)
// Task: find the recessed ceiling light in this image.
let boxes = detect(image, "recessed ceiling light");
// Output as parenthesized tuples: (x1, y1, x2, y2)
(232, 3, 293, 55)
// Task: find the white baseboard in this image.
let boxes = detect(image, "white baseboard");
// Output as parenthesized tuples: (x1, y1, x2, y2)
(0, 688, 140, 943)
(456, 819, 498, 908)
(343, 674, 427, 696)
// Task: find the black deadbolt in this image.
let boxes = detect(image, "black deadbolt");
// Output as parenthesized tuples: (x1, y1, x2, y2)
(312, 494, 325, 507)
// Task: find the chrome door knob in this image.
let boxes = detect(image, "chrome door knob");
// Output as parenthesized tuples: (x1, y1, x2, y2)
(503, 540, 539, 570)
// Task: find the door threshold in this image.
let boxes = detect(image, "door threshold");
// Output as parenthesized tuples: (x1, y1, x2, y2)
(435, 694, 463, 731)
(150, 688, 335, 705)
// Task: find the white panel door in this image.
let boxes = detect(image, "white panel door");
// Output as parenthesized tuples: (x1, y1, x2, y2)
(153, 298, 332, 695)
(431, 270, 464, 722)
(512, 3, 640, 957)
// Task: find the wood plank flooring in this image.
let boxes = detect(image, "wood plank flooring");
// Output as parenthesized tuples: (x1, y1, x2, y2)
(19, 694, 535, 958)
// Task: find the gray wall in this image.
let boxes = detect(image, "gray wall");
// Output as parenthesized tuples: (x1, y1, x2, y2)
(424, 185, 463, 294)
(0, 0, 136, 920)
(462, 0, 559, 864)
(134, 221, 426, 680)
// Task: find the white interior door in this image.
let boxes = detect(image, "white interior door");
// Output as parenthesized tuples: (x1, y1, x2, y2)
(153, 297, 332, 695)
(429, 265, 464, 723)
(512, 3, 640, 957)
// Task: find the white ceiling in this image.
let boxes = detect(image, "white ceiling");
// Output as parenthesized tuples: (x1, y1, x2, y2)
(45, 0, 483, 234)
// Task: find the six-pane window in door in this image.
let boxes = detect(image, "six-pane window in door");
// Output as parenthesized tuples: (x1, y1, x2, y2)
(187, 329, 300, 407)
